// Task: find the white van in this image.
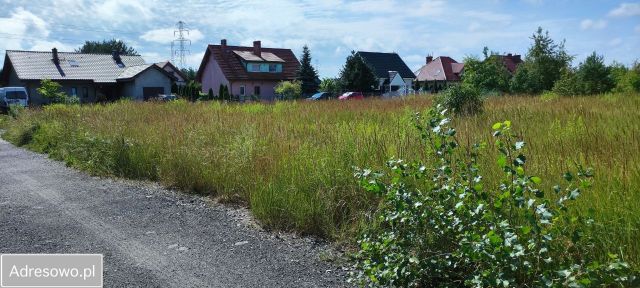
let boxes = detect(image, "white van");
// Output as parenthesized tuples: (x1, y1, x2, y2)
(0, 87, 29, 112)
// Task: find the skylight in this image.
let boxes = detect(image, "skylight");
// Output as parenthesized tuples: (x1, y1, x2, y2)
(68, 59, 79, 67)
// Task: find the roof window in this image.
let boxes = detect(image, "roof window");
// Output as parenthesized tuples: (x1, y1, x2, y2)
(68, 59, 79, 67)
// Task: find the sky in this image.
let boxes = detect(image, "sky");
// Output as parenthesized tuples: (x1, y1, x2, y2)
(0, 0, 638, 78)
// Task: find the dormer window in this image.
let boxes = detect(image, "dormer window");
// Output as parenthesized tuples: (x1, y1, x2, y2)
(246, 62, 282, 73)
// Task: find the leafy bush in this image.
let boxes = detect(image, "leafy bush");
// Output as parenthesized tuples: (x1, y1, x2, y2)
(8, 104, 26, 119)
(351, 106, 637, 287)
(552, 68, 581, 97)
(37, 79, 73, 104)
(462, 48, 511, 94)
(275, 80, 302, 100)
(435, 84, 483, 115)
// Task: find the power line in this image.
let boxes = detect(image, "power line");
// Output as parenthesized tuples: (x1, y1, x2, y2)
(171, 21, 191, 69)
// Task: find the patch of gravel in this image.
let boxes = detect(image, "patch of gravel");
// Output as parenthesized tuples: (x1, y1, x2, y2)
(0, 138, 351, 287)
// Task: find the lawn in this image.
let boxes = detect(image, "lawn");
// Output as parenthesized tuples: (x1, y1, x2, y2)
(2, 94, 639, 267)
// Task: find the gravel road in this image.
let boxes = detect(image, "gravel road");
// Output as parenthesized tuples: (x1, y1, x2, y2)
(0, 138, 348, 287)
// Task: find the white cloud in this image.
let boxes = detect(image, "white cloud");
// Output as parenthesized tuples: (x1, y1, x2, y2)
(29, 40, 77, 52)
(608, 3, 640, 17)
(609, 38, 623, 47)
(580, 19, 607, 30)
(91, 0, 155, 23)
(0, 8, 50, 52)
(141, 28, 204, 44)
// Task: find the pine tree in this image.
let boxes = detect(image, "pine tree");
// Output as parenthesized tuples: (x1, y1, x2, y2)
(339, 51, 377, 92)
(297, 45, 320, 96)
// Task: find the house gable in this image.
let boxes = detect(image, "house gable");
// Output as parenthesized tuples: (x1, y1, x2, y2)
(356, 51, 415, 80)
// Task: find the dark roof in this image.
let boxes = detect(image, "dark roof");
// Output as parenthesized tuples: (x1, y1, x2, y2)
(356, 51, 415, 79)
(3, 50, 147, 83)
(415, 56, 463, 82)
(490, 54, 523, 74)
(196, 44, 300, 82)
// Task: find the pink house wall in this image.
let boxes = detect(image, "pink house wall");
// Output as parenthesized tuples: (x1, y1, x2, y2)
(201, 54, 229, 95)
(201, 52, 286, 100)
(230, 80, 280, 100)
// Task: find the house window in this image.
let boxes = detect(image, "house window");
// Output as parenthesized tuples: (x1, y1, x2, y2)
(70, 87, 77, 97)
(268, 64, 283, 73)
(82, 87, 89, 98)
(249, 64, 261, 72)
(239, 85, 245, 96)
(254, 86, 260, 96)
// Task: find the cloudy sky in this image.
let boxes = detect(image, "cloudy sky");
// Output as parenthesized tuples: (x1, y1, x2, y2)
(1, 0, 638, 77)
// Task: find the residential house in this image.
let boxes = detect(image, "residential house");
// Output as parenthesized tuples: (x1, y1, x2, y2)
(356, 51, 415, 97)
(1, 48, 176, 104)
(156, 61, 188, 86)
(414, 56, 464, 93)
(196, 40, 300, 101)
(490, 53, 523, 75)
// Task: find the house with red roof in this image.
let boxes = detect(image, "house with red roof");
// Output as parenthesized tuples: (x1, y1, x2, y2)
(196, 40, 300, 101)
(489, 53, 523, 75)
(414, 56, 464, 93)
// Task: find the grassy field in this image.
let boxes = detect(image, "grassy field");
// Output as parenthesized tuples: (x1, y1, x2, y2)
(2, 94, 639, 267)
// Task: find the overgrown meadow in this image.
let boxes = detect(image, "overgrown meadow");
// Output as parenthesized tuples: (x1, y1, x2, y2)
(2, 94, 639, 268)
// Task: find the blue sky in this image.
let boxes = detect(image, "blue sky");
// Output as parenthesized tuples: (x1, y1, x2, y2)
(1, 0, 638, 78)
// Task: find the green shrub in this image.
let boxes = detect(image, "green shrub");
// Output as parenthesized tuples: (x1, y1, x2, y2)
(552, 69, 582, 96)
(351, 106, 637, 287)
(436, 84, 483, 115)
(275, 80, 303, 100)
(8, 104, 26, 119)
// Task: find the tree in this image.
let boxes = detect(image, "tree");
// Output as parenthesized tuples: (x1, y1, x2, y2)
(36, 79, 75, 104)
(180, 67, 197, 82)
(612, 61, 640, 93)
(552, 68, 581, 96)
(462, 48, 511, 93)
(274, 80, 302, 100)
(510, 27, 572, 94)
(339, 51, 377, 92)
(576, 52, 614, 95)
(319, 78, 340, 95)
(297, 45, 320, 95)
(76, 39, 139, 55)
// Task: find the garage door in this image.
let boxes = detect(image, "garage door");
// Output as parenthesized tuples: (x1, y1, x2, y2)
(143, 87, 165, 100)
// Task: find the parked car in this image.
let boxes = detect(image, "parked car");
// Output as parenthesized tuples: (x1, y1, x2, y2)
(306, 92, 332, 101)
(338, 92, 364, 100)
(0, 87, 29, 113)
(156, 94, 178, 102)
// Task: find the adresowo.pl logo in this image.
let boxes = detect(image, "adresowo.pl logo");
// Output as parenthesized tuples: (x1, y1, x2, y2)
(1, 254, 103, 288)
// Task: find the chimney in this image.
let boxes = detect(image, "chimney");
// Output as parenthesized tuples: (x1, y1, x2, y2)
(52, 48, 59, 65)
(112, 50, 121, 62)
(426, 56, 433, 64)
(253, 40, 261, 56)
(507, 53, 513, 57)
(221, 39, 227, 52)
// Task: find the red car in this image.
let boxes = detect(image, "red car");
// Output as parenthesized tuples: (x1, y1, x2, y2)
(338, 92, 365, 100)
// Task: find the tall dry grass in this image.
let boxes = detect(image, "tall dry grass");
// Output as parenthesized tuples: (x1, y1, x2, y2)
(3, 94, 639, 267)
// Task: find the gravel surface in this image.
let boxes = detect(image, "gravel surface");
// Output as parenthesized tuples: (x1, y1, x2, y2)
(0, 138, 349, 287)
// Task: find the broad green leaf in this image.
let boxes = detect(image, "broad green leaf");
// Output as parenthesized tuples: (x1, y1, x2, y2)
(492, 122, 502, 130)
(530, 176, 542, 184)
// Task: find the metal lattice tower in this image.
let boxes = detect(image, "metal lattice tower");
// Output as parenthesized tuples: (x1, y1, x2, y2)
(171, 21, 191, 69)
